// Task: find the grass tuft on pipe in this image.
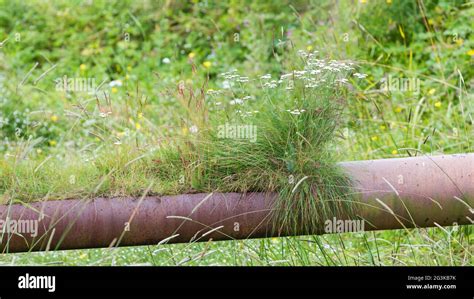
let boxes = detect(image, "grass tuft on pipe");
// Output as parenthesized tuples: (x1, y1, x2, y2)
(177, 51, 358, 235)
(1, 50, 358, 234)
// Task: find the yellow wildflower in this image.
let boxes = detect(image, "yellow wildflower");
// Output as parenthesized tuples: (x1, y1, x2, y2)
(49, 140, 57, 146)
(371, 136, 378, 141)
(79, 64, 87, 71)
(188, 52, 196, 59)
(434, 101, 441, 108)
(395, 107, 402, 113)
(392, 149, 398, 155)
(50, 115, 58, 122)
(467, 49, 474, 56)
(135, 123, 141, 130)
(428, 88, 436, 95)
(203, 61, 212, 69)
(111, 87, 118, 94)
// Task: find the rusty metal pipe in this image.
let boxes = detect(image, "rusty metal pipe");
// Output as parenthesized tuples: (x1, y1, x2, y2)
(1, 154, 473, 253)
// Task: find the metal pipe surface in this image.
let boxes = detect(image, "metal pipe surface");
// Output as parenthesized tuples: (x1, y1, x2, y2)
(1, 154, 472, 253)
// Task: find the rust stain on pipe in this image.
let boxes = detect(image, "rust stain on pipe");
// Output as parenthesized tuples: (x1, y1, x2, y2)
(1, 154, 473, 253)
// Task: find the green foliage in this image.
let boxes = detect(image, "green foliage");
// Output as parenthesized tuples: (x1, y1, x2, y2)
(0, 0, 472, 266)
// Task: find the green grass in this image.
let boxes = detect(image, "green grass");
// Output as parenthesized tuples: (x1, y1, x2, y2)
(1, 226, 471, 266)
(0, 0, 472, 265)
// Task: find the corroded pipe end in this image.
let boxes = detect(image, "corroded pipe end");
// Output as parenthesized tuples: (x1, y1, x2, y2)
(342, 154, 474, 230)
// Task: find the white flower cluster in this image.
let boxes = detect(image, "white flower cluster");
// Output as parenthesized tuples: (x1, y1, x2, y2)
(353, 72, 367, 79)
(276, 51, 356, 90)
(230, 98, 244, 105)
(220, 69, 251, 85)
(262, 80, 278, 89)
(207, 50, 361, 114)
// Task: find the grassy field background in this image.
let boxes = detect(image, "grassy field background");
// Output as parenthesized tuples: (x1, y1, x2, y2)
(0, 0, 472, 265)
